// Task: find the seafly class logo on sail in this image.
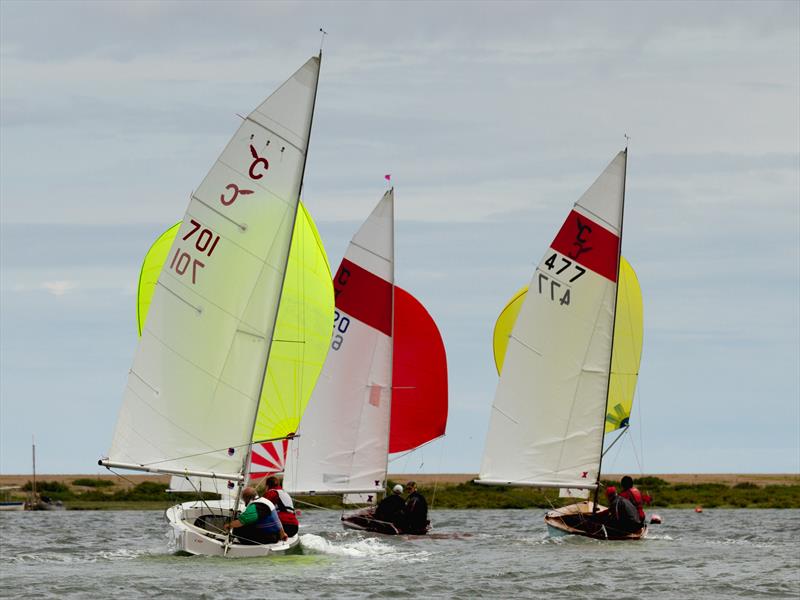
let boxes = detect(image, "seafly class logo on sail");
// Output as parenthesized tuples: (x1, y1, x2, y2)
(550, 210, 620, 283)
(169, 134, 275, 287)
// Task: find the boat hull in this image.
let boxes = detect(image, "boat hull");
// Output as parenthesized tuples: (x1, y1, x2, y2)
(165, 500, 300, 557)
(0, 502, 25, 511)
(341, 507, 430, 535)
(545, 501, 646, 541)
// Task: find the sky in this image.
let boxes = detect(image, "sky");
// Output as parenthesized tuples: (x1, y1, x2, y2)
(1, 0, 798, 476)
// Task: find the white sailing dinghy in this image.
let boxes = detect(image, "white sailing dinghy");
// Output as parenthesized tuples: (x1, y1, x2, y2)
(100, 54, 325, 557)
(283, 189, 449, 535)
(477, 150, 647, 540)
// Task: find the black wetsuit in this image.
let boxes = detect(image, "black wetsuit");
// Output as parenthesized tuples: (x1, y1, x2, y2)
(403, 491, 429, 534)
(374, 493, 405, 527)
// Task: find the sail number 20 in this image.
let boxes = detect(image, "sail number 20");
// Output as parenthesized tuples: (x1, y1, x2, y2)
(331, 310, 350, 351)
(169, 219, 221, 284)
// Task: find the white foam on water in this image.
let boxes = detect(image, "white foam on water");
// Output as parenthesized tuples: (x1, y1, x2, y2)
(7, 548, 149, 564)
(299, 533, 430, 563)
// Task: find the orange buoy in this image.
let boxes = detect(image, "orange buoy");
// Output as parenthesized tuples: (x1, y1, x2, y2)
(695, 506, 703, 513)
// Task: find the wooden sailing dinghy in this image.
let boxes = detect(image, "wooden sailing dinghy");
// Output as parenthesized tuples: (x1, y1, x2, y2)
(282, 189, 448, 535)
(477, 149, 647, 541)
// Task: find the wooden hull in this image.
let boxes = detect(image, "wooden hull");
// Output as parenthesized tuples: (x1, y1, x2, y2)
(165, 500, 300, 557)
(341, 507, 430, 535)
(545, 501, 646, 541)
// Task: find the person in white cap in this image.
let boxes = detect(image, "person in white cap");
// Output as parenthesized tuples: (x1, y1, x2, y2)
(373, 483, 405, 527)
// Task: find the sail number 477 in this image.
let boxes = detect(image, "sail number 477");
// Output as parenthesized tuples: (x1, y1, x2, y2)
(538, 253, 586, 307)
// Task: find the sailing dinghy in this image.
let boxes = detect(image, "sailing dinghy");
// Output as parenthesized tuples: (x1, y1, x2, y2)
(282, 189, 449, 535)
(100, 54, 326, 557)
(477, 150, 647, 540)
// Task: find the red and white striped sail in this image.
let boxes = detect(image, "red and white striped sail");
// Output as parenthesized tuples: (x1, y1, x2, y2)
(283, 190, 395, 494)
(478, 151, 627, 489)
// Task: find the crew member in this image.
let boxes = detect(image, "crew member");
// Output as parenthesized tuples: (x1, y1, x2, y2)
(619, 475, 646, 525)
(223, 486, 287, 544)
(605, 486, 641, 533)
(374, 484, 405, 528)
(264, 476, 299, 537)
(403, 481, 429, 535)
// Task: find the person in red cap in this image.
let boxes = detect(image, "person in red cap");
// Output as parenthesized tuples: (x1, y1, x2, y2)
(605, 486, 641, 533)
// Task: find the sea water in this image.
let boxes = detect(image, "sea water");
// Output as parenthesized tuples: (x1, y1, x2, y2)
(1, 508, 798, 599)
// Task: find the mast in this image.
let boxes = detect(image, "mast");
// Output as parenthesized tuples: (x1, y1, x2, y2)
(382, 187, 396, 494)
(592, 147, 628, 511)
(31, 435, 36, 505)
(239, 50, 323, 487)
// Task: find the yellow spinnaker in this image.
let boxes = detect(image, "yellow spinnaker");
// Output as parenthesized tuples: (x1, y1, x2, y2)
(492, 257, 643, 433)
(136, 202, 335, 443)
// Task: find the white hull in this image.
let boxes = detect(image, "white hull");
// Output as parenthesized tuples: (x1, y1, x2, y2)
(0, 502, 25, 511)
(165, 500, 300, 557)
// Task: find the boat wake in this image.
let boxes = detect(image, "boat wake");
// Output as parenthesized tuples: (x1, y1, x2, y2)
(6, 547, 154, 564)
(299, 533, 430, 562)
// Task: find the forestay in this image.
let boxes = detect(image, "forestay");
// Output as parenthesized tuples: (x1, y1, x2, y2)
(478, 151, 627, 489)
(105, 57, 321, 480)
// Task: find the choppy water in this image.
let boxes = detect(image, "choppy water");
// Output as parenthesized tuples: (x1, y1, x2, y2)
(1, 509, 798, 599)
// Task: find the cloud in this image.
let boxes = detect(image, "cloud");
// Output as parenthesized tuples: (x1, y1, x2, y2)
(40, 280, 78, 296)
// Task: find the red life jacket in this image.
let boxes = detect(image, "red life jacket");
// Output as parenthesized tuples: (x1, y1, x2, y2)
(619, 487, 645, 521)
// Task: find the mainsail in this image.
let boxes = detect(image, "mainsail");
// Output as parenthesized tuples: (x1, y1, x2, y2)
(103, 56, 322, 481)
(283, 189, 449, 495)
(478, 151, 627, 489)
(284, 190, 395, 494)
(135, 202, 334, 482)
(492, 257, 643, 433)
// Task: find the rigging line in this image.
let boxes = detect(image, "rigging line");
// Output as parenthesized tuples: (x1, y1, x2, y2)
(183, 475, 225, 523)
(627, 424, 645, 475)
(294, 497, 336, 511)
(429, 437, 447, 511)
(602, 425, 630, 457)
(387, 435, 446, 463)
(104, 467, 140, 488)
(141, 434, 298, 467)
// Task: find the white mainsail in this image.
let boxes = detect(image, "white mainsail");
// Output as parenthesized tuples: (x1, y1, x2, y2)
(478, 151, 627, 489)
(103, 57, 321, 480)
(284, 190, 395, 495)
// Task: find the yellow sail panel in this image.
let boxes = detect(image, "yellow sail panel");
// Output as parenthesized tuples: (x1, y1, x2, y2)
(492, 286, 528, 374)
(604, 257, 643, 432)
(492, 257, 643, 432)
(136, 222, 181, 336)
(252, 201, 334, 442)
(136, 203, 334, 442)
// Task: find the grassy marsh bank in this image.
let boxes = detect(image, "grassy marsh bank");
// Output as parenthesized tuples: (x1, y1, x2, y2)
(1, 474, 798, 510)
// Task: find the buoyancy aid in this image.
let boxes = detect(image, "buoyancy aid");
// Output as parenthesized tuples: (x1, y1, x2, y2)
(250, 497, 282, 533)
(266, 487, 299, 526)
(619, 487, 645, 521)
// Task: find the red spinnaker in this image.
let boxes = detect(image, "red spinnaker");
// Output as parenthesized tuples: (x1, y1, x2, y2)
(389, 287, 448, 453)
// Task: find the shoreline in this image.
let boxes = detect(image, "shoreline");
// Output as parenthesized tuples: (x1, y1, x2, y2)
(2, 473, 798, 488)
